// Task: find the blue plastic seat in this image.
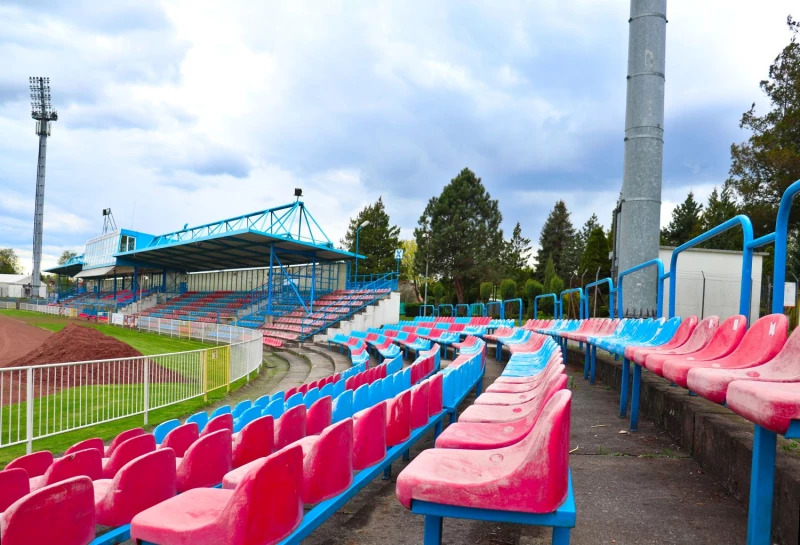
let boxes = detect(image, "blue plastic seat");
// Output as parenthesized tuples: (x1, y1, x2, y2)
(332, 380, 345, 398)
(153, 419, 180, 445)
(234, 406, 262, 433)
(369, 381, 384, 406)
(304, 387, 321, 409)
(285, 392, 304, 410)
(263, 398, 284, 420)
(254, 394, 271, 410)
(186, 412, 208, 432)
(332, 390, 353, 423)
(353, 384, 370, 413)
(209, 405, 231, 419)
(232, 400, 252, 419)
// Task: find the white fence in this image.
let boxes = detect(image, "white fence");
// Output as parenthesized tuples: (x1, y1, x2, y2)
(0, 302, 15, 310)
(0, 310, 263, 453)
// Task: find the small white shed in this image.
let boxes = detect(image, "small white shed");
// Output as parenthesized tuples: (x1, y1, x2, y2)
(0, 274, 47, 298)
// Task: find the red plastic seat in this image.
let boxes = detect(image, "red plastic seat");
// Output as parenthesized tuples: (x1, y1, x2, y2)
(726, 381, 800, 434)
(0, 476, 95, 545)
(623, 316, 698, 361)
(492, 353, 562, 384)
(640, 316, 720, 371)
(232, 415, 274, 469)
(662, 314, 788, 388)
(386, 390, 411, 447)
(5, 451, 53, 478)
(410, 381, 431, 429)
(274, 404, 307, 451)
(176, 429, 233, 492)
(105, 428, 145, 457)
(102, 434, 156, 479)
(293, 419, 354, 504)
(160, 422, 200, 458)
(459, 373, 568, 424)
(132, 445, 304, 545)
(93, 449, 177, 526)
(688, 325, 800, 404)
(64, 438, 105, 456)
(397, 390, 571, 514)
(29, 448, 102, 491)
(428, 374, 443, 417)
(353, 402, 387, 470)
(477, 364, 564, 404)
(306, 396, 333, 436)
(436, 370, 567, 450)
(201, 413, 234, 436)
(0, 469, 29, 515)
(486, 364, 565, 394)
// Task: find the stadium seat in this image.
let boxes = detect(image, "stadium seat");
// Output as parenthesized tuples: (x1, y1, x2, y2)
(264, 398, 285, 419)
(29, 448, 102, 491)
(386, 390, 412, 447)
(209, 405, 232, 420)
(93, 449, 177, 527)
(285, 392, 304, 410)
(64, 437, 105, 456)
(132, 445, 304, 545)
(353, 383, 370, 413)
(0, 476, 95, 545)
(396, 390, 571, 514)
(160, 422, 200, 458)
(232, 400, 252, 419)
(428, 374, 444, 416)
(459, 373, 568, 424)
(5, 451, 53, 478)
(274, 404, 307, 450)
(332, 390, 353, 424)
(201, 413, 234, 436)
(233, 406, 262, 433)
(726, 381, 800, 435)
(102, 434, 157, 479)
(353, 402, 387, 470)
(474, 364, 564, 406)
(306, 396, 333, 436)
(105, 428, 146, 457)
(232, 415, 274, 469)
(0, 469, 29, 515)
(185, 412, 208, 433)
(176, 429, 233, 493)
(153, 420, 181, 445)
(410, 381, 431, 429)
(253, 394, 271, 410)
(295, 419, 354, 504)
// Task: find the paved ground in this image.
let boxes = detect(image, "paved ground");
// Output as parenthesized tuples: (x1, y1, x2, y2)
(0, 314, 52, 365)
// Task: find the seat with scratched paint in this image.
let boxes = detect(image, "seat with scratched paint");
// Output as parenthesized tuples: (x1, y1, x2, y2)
(623, 316, 698, 361)
(153, 420, 181, 445)
(386, 390, 412, 447)
(232, 415, 274, 469)
(474, 363, 565, 406)
(634, 315, 718, 367)
(160, 422, 199, 458)
(485, 362, 565, 394)
(459, 372, 568, 424)
(102, 434, 156, 479)
(436, 371, 567, 450)
(396, 390, 572, 515)
(490, 353, 562, 386)
(201, 413, 234, 437)
(644, 315, 744, 376)
(687, 324, 800, 404)
(175, 429, 232, 493)
(332, 389, 353, 424)
(662, 314, 788, 388)
(64, 437, 105, 456)
(0, 476, 95, 545)
(726, 380, 800, 435)
(428, 374, 443, 417)
(131, 445, 304, 545)
(274, 404, 307, 450)
(5, 451, 53, 478)
(29, 448, 102, 491)
(233, 406, 262, 433)
(0, 469, 29, 516)
(185, 412, 208, 433)
(93, 448, 177, 527)
(294, 419, 354, 504)
(104, 427, 146, 457)
(410, 381, 431, 429)
(353, 402, 387, 470)
(306, 396, 333, 436)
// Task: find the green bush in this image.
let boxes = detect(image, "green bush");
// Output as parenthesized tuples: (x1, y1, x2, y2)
(499, 279, 517, 301)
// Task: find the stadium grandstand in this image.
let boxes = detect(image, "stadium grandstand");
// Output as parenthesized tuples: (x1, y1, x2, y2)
(45, 199, 399, 345)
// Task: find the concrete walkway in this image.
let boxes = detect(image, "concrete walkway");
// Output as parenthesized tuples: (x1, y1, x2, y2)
(310, 342, 352, 373)
(271, 350, 311, 394)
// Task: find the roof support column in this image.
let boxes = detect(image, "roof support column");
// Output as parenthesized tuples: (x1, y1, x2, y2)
(311, 258, 316, 313)
(132, 266, 138, 303)
(267, 245, 274, 317)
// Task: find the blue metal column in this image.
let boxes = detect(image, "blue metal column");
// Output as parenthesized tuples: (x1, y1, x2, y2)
(311, 258, 316, 313)
(162, 269, 166, 293)
(132, 267, 138, 302)
(267, 245, 274, 316)
(113, 276, 117, 301)
(747, 425, 777, 545)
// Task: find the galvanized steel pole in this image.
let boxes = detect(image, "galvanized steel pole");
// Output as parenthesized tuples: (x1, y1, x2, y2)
(617, 0, 667, 315)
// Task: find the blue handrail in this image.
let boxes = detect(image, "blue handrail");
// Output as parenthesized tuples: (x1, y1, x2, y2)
(668, 215, 754, 322)
(559, 288, 585, 319)
(503, 298, 523, 324)
(420, 304, 435, 317)
(486, 301, 503, 319)
(438, 304, 454, 317)
(455, 303, 470, 317)
(617, 259, 665, 318)
(534, 293, 560, 319)
(470, 303, 485, 317)
(583, 278, 615, 318)
(768, 179, 800, 312)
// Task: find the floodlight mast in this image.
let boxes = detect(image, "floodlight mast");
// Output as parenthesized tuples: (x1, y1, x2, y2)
(29, 77, 57, 299)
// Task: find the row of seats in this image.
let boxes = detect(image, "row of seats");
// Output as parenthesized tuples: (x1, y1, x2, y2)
(396, 334, 575, 544)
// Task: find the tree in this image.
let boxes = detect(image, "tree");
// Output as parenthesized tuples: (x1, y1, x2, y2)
(499, 279, 517, 301)
(341, 197, 401, 275)
(524, 278, 543, 317)
(543, 256, 556, 295)
(578, 214, 602, 256)
(550, 276, 565, 315)
(479, 282, 493, 302)
(58, 250, 78, 265)
(502, 222, 531, 278)
(0, 249, 21, 274)
(727, 16, 800, 237)
(699, 184, 742, 250)
(661, 191, 704, 246)
(399, 239, 422, 300)
(580, 227, 612, 276)
(432, 282, 445, 305)
(414, 168, 504, 303)
(535, 201, 579, 281)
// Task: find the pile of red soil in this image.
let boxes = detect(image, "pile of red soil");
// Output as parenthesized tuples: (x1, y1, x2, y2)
(6, 324, 143, 367)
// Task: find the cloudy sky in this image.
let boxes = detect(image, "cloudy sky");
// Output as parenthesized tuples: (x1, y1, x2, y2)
(0, 0, 795, 274)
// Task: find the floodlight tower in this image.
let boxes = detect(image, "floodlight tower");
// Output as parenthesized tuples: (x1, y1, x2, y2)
(29, 77, 57, 298)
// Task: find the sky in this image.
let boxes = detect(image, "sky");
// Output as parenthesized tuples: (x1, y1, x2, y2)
(0, 0, 796, 274)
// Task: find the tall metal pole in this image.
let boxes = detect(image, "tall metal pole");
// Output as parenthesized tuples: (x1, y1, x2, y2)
(423, 233, 430, 316)
(355, 227, 361, 280)
(616, 0, 667, 315)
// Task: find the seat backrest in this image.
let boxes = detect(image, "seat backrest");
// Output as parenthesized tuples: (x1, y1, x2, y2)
(202, 413, 234, 437)
(274, 404, 307, 450)
(319, 382, 334, 399)
(353, 402, 386, 470)
(98, 449, 177, 527)
(300, 419, 354, 504)
(234, 406, 263, 433)
(104, 434, 156, 479)
(332, 390, 353, 424)
(285, 392, 304, 410)
(6, 451, 53, 478)
(161, 422, 200, 458)
(209, 405, 232, 419)
(693, 314, 747, 359)
(232, 400, 252, 419)
(178, 429, 233, 491)
(353, 383, 370, 413)
(254, 394, 271, 410)
(428, 374, 443, 416)
(0, 469, 29, 513)
(663, 316, 698, 348)
(185, 411, 208, 432)
(679, 315, 721, 352)
(233, 415, 274, 469)
(64, 437, 105, 456)
(42, 448, 102, 486)
(369, 380, 384, 406)
(264, 398, 285, 420)
(306, 396, 333, 436)
(106, 428, 145, 457)
(304, 387, 321, 409)
(220, 444, 304, 545)
(385, 390, 411, 447)
(0, 476, 95, 545)
(723, 313, 788, 364)
(410, 381, 430, 429)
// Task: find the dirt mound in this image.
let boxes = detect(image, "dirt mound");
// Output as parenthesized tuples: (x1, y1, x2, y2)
(5, 324, 143, 367)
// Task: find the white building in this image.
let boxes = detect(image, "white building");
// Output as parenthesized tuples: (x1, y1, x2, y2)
(0, 274, 47, 299)
(658, 246, 764, 324)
